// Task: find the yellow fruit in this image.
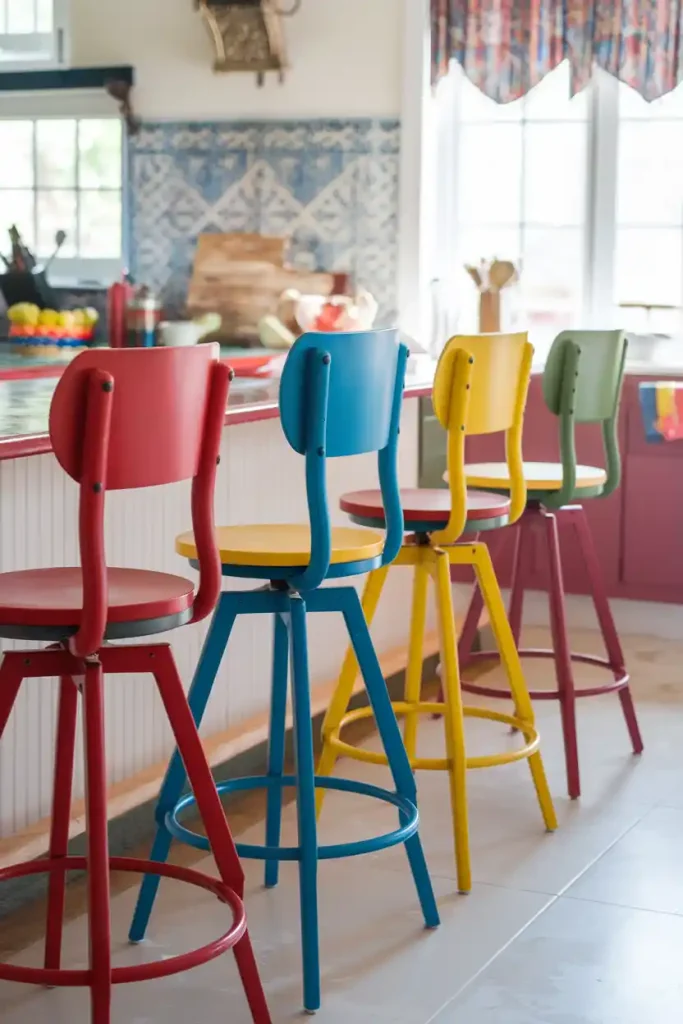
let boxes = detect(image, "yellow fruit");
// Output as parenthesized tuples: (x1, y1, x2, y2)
(56, 311, 75, 330)
(71, 309, 86, 327)
(7, 303, 40, 326)
(83, 307, 99, 327)
(39, 309, 59, 327)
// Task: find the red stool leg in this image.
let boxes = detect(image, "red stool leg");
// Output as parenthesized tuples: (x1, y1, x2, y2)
(571, 506, 644, 754)
(82, 660, 112, 1023)
(152, 647, 271, 1024)
(0, 658, 24, 739)
(44, 676, 79, 970)
(544, 510, 581, 799)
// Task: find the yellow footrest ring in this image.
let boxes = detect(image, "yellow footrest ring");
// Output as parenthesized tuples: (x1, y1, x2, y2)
(326, 701, 540, 771)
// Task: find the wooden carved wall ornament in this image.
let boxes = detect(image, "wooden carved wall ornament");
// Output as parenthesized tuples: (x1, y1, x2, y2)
(196, 0, 301, 84)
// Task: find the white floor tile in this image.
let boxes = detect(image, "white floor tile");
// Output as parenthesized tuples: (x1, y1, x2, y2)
(432, 895, 683, 1023)
(566, 806, 683, 915)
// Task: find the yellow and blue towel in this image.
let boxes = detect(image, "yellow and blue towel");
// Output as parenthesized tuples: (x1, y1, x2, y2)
(639, 381, 683, 443)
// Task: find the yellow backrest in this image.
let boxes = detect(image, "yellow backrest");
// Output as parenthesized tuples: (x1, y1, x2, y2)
(431, 332, 533, 544)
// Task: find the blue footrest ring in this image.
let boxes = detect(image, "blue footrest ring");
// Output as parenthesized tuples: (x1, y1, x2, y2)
(166, 775, 419, 861)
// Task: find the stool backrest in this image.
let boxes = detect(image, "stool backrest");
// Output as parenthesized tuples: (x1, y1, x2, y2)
(49, 345, 230, 656)
(279, 329, 407, 589)
(432, 332, 533, 543)
(542, 330, 627, 505)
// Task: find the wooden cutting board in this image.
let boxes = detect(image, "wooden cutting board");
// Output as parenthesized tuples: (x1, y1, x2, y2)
(186, 233, 340, 343)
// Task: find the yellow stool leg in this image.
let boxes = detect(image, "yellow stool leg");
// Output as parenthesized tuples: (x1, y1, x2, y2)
(316, 565, 390, 816)
(433, 548, 472, 893)
(403, 561, 430, 762)
(472, 543, 558, 832)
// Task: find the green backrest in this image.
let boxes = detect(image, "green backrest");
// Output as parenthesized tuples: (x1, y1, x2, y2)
(541, 330, 628, 507)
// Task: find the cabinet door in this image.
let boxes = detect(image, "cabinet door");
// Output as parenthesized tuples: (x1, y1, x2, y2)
(622, 455, 683, 593)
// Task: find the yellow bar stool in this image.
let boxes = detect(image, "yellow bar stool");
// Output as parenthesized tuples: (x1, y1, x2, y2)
(316, 332, 558, 894)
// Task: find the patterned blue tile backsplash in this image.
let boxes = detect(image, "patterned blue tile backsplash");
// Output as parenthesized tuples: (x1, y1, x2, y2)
(128, 119, 401, 325)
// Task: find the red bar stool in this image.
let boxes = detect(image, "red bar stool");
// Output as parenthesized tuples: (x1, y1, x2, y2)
(0, 346, 271, 1024)
(456, 330, 643, 799)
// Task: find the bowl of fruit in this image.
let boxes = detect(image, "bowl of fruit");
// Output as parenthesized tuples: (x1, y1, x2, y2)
(6, 303, 99, 358)
(294, 290, 378, 334)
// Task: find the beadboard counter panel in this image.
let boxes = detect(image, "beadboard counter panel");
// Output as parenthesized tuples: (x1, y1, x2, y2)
(0, 400, 425, 839)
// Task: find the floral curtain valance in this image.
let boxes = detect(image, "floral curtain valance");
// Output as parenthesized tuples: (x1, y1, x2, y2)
(431, 1, 683, 103)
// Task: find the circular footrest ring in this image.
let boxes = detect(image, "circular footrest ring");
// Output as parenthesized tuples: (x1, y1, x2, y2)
(167, 775, 419, 860)
(461, 649, 629, 701)
(0, 856, 246, 988)
(328, 701, 540, 770)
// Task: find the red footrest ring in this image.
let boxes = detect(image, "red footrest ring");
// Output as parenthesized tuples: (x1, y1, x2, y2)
(0, 855, 247, 987)
(461, 648, 629, 701)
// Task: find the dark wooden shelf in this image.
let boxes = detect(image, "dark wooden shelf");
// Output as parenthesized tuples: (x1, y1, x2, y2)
(0, 65, 134, 93)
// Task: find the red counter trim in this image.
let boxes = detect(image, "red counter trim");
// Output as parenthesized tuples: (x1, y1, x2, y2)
(0, 382, 432, 462)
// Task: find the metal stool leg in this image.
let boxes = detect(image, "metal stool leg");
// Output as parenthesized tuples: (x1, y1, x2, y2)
(82, 660, 112, 1023)
(341, 587, 440, 929)
(129, 592, 237, 942)
(44, 676, 79, 970)
(288, 596, 321, 1014)
(473, 542, 558, 831)
(264, 612, 290, 889)
(153, 646, 271, 1023)
(316, 566, 390, 815)
(572, 506, 643, 755)
(403, 562, 429, 762)
(433, 550, 472, 893)
(545, 510, 581, 799)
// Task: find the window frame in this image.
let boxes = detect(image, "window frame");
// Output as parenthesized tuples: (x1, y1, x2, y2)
(0, 0, 70, 72)
(433, 64, 683, 345)
(0, 105, 126, 287)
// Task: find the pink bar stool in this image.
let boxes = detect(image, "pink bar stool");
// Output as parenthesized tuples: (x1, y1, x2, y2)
(0, 346, 271, 1023)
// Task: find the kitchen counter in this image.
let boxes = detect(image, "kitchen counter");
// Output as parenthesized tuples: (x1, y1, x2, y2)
(0, 366, 434, 461)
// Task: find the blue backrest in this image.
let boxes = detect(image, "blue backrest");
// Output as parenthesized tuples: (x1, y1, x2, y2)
(279, 329, 408, 589)
(280, 330, 404, 456)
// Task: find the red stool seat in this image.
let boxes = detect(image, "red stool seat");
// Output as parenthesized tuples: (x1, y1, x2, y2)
(0, 567, 194, 639)
(340, 488, 511, 531)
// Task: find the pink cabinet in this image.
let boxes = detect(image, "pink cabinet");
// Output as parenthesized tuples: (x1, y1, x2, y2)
(421, 373, 683, 603)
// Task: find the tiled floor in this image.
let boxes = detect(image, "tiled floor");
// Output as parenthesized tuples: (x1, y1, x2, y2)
(2, 626, 683, 1022)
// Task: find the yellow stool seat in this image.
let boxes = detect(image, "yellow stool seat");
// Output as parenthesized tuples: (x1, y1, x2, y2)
(465, 461, 607, 492)
(176, 524, 384, 567)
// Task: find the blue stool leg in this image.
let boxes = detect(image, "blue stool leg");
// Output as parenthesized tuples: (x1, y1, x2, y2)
(264, 612, 290, 888)
(341, 588, 440, 929)
(129, 592, 238, 943)
(289, 595, 321, 1014)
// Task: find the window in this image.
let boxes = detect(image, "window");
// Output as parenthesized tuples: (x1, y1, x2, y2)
(615, 84, 683, 336)
(0, 0, 68, 69)
(437, 61, 683, 354)
(0, 118, 123, 283)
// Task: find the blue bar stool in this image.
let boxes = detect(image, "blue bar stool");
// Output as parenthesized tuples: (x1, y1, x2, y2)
(129, 329, 440, 1014)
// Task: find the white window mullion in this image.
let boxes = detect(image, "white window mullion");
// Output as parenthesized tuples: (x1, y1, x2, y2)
(585, 70, 619, 326)
(0, 0, 69, 70)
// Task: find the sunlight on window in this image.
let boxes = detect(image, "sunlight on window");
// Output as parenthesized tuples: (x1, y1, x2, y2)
(455, 62, 588, 353)
(0, 118, 123, 261)
(615, 82, 683, 335)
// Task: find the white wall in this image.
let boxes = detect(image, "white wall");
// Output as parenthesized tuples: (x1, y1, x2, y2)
(71, 0, 402, 121)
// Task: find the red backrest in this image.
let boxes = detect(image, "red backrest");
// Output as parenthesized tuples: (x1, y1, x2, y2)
(48, 345, 230, 658)
(50, 345, 221, 489)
